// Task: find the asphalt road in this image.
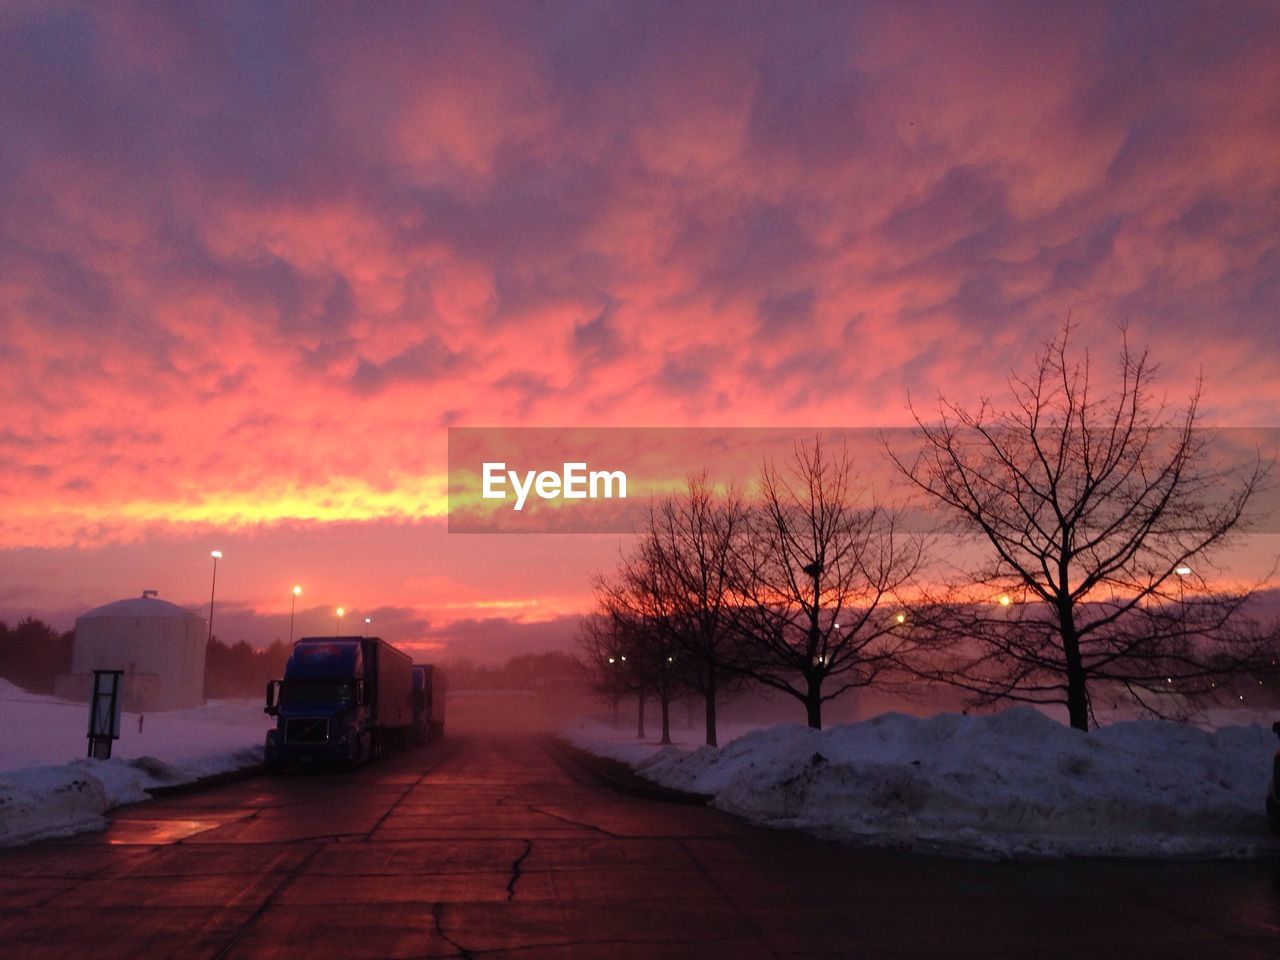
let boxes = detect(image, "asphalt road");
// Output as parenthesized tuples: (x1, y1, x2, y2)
(2, 703, 1278, 959)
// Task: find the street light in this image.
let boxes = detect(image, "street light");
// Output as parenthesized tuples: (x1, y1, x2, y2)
(364, 616, 371, 638)
(289, 585, 301, 644)
(207, 550, 222, 645)
(336, 606, 345, 636)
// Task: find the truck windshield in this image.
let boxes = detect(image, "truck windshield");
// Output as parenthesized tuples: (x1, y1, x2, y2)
(280, 680, 352, 705)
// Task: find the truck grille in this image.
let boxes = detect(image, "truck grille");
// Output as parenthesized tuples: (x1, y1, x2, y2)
(285, 717, 329, 744)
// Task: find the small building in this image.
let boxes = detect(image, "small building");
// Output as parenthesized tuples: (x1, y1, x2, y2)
(55, 591, 206, 712)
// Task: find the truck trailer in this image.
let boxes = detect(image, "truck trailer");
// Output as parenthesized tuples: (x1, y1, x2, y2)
(264, 636, 414, 769)
(412, 663, 447, 742)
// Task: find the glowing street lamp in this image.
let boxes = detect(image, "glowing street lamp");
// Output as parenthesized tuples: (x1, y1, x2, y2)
(364, 616, 371, 638)
(207, 550, 223, 645)
(336, 606, 345, 636)
(289, 585, 302, 644)
(895, 612, 906, 625)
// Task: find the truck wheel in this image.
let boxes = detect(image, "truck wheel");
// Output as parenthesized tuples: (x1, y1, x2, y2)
(263, 733, 283, 774)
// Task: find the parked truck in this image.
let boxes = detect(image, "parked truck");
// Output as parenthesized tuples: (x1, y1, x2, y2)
(1268, 720, 1280, 834)
(412, 664, 447, 742)
(264, 636, 413, 770)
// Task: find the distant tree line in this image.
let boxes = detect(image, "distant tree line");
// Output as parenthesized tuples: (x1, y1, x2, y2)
(0, 619, 291, 701)
(443, 651, 586, 691)
(204, 637, 291, 700)
(0, 618, 73, 694)
(0, 622, 593, 705)
(580, 326, 1276, 740)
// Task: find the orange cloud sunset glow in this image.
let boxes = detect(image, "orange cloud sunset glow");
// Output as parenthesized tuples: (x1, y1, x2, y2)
(2, 2, 1277, 660)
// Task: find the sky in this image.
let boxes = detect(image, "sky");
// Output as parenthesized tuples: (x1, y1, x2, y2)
(1, 1, 1278, 661)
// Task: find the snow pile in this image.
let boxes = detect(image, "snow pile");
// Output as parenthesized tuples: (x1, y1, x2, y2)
(565, 707, 1280, 859)
(0, 679, 269, 847)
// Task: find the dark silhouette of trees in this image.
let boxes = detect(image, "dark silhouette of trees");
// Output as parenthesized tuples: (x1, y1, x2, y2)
(0, 617, 73, 694)
(890, 325, 1269, 730)
(582, 475, 750, 746)
(577, 610, 631, 728)
(732, 437, 925, 729)
(444, 651, 585, 691)
(204, 637, 290, 699)
(586, 542, 693, 744)
(639, 474, 751, 746)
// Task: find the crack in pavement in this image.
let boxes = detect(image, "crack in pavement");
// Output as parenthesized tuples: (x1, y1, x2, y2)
(675, 837, 781, 959)
(506, 839, 532, 901)
(209, 844, 325, 960)
(431, 901, 474, 959)
(450, 935, 767, 956)
(525, 804, 620, 838)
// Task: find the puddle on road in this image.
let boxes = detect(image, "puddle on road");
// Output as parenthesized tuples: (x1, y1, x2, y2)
(105, 819, 224, 845)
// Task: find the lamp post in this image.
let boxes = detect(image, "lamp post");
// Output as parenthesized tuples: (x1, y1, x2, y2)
(364, 617, 371, 638)
(289, 585, 301, 644)
(207, 550, 222, 645)
(336, 607, 345, 636)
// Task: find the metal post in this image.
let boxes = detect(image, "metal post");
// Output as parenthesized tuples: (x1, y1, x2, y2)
(207, 550, 222, 644)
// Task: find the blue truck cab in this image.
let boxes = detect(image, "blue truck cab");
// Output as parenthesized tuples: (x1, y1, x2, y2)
(264, 636, 413, 770)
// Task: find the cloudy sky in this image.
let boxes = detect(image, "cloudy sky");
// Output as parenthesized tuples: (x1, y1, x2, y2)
(2, 1, 1277, 659)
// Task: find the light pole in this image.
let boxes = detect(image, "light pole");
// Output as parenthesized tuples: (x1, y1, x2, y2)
(207, 550, 222, 645)
(336, 607, 345, 636)
(289, 585, 301, 644)
(364, 617, 371, 638)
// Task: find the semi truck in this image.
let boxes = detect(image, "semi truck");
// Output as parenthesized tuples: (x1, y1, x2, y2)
(412, 664, 447, 742)
(1269, 720, 1280, 834)
(264, 635, 416, 770)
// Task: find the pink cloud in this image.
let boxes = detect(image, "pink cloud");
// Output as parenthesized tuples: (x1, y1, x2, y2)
(1, 2, 1277, 636)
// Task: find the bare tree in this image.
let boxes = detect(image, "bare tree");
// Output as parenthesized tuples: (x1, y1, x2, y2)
(642, 473, 750, 746)
(732, 437, 925, 728)
(593, 553, 688, 744)
(576, 611, 626, 728)
(890, 324, 1268, 730)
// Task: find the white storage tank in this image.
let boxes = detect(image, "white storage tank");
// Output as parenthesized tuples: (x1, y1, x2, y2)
(65, 590, 207, 711)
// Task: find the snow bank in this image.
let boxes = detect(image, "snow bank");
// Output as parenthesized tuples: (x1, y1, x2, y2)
(564, 708, 1280, 859)
(0, 679, 268, 847)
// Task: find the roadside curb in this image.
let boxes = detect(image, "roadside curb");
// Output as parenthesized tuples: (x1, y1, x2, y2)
(145, 763, 264, 799)
(546, 737, 712, 806)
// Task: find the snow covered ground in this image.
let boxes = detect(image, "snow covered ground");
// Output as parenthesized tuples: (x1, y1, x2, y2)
(0, 679, 269, 847)
(564, 708, 1280, 860)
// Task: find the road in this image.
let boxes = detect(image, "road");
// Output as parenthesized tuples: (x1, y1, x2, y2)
(2, 699, 1278, 959)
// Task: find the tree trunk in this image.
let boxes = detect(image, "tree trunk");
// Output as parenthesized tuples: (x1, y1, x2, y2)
(636, 693, 646, 739)
(1060, 601, 1089, 731)
(705, 659, 718, 747)
(660, 695, 671, 745)
(805, 673, 823, 729)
